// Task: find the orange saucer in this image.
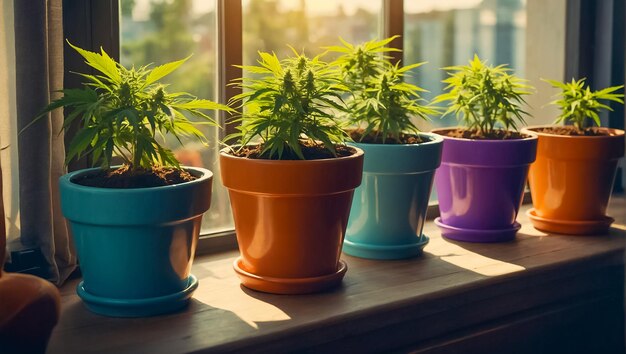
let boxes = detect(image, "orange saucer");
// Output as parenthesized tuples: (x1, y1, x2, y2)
(233, 258, 347, 295)
(526, 208, 614, 235)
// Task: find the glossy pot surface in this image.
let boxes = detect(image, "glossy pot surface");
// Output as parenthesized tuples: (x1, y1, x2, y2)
(432, 128, 537, 239)
(521, 126, 625, 228)
(59, 167, 212, 316)
(345, 133, 443, 259)
(220, 147, 363, 294)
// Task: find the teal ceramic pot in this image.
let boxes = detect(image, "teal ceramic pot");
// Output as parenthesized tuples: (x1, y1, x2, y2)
(344, 133, 443, 259)
(59, 167, 212, 317)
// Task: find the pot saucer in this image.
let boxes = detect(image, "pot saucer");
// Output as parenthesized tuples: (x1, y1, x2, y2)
(76, 275, 198, 317)
(526, 208, 614, 235)
(343, 235, 430, 260)
(233, 258, 347, 295)
(434, 217, 520, 243)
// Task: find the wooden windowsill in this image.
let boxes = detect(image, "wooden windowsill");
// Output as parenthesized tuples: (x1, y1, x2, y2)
(48, 196, 626, 354)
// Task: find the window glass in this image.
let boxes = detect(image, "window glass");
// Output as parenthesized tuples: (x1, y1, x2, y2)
(242, 0, 382, 65)
(404, 0, 527, 130)
(404, 0, 526, 201)
(121, 0, 232, 234)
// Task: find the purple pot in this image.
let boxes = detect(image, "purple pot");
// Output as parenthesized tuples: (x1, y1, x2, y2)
(432, 128, 537, 242)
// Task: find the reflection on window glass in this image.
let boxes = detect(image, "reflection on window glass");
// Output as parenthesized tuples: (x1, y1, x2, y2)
(121, 0, 233, 234)
(404, 0, 526, 129)
(404, 0, 526, 202)
(243, 0, 381, 65)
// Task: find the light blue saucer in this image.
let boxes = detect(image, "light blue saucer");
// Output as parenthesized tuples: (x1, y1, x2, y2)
(76, 275, 198, 317)
(343, 235, 430, 260)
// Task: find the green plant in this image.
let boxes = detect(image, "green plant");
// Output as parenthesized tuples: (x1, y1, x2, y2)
(228, 49, 348, 159)
(544, 78, 624, 130)
(434, 55, 532, 136)
(328, 36, 436, 143)
(31, 41, 231, 171)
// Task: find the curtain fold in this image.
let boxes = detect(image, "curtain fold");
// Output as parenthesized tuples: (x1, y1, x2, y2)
(1, 0, 19, 259)
(14, 0, 75, 285)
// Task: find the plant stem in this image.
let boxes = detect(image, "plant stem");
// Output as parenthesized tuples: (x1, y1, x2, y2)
(114, 146, 131, 165)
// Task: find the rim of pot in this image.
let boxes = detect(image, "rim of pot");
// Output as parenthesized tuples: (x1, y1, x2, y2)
(431, 127, 538, 142)
(521, 125, 625, 139)
(62, 166, 213, 193)
(219, 144, 365, 164)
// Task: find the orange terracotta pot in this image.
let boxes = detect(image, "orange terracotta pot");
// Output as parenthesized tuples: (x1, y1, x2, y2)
(220, 146, 364, 294)
(521, 126, 625, 234)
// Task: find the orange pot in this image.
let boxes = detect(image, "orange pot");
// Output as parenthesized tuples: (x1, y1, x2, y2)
(220, 147, 364, 294)
(521, 126, 625, 234)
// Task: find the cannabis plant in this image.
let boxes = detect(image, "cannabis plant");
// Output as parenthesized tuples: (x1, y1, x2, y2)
(434, 55, 532, 136)
(33, 42, 230, 171)
(545, 78, 624, 131)
(328, 36, 436, 143)
(228, 49, 348, 159)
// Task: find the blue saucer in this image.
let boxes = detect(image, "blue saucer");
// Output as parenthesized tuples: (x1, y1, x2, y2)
(77, 275, 199, 317)
(343, 235, 430, 260)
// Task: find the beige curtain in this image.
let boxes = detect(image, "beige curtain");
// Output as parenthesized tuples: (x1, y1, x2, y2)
(1, 0, 17, 261)
(13, 0, 76, 285)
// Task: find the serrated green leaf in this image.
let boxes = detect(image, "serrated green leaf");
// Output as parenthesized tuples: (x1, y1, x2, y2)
(27, 43, 231, 171)
(258, 51, 283, 75)
(68, 41, 120, 83)
(66, 127, 98, 163)
(171, 99, 232, 112)
(545, 78, 624, 129)
(144, 56, 190, 86)
(397, 61, 426, 73)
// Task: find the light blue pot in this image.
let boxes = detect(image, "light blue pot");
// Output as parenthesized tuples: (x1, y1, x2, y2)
(59, 167, 212, 317)
(344, 133, 443, 259)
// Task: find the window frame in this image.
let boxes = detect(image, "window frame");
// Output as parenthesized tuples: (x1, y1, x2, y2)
(564, 0, 625, 192)
(206, 0, 405, 253)
(62, 0, 119, 172)
(61, 0, 624, 255)
(61, 0, 404, 254)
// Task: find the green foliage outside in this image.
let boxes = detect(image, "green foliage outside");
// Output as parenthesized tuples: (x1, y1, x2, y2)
(434, 55, 532, 136)
(35, 42, 231, 171)
(228, 49, 348, 160)
(328, 36, 437, 143)
(544, 78, 624, 131)
(242, 0, 378, 66)
(121, 0, 215, 109)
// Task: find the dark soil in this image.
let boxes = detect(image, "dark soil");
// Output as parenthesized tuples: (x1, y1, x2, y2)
(348, 129, 429, 144)
(73, 165, 196, 188)
(229, 141, 355, 160)
(534, 126, 613, 136)
(438, 128, 529, 140)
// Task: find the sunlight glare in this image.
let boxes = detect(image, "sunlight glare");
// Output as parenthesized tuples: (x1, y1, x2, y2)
(191, 263, 291, 329)
(610, 223, 626, 231)
(426, 236, 526, 276)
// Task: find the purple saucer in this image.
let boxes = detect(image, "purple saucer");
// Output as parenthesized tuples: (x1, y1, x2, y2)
(434, 217, 521, 243)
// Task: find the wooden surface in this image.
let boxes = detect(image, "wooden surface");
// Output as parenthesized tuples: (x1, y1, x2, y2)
(48, 197, 626, 354)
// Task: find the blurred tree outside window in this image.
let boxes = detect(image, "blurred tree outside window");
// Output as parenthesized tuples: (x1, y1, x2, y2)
(121, 0, 231, 234)
(242, 0, 381, 65)
(404, 0, 527, 130)
(118, 0, 528, 230)
(404, 0, 527, 201)
(120, 0, 383, 235)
